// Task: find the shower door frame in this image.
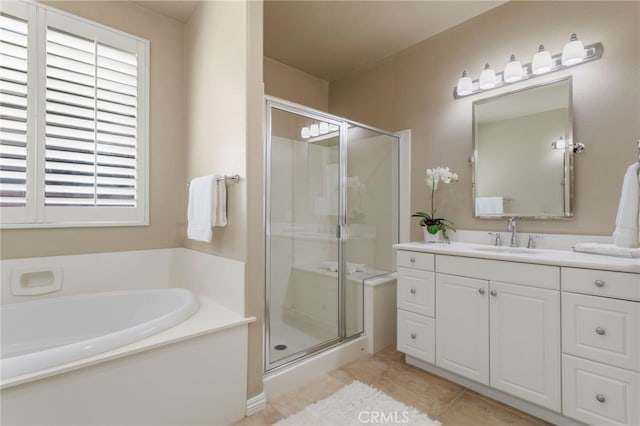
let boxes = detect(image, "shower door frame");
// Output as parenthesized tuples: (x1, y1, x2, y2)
(264, 96, 400, 372)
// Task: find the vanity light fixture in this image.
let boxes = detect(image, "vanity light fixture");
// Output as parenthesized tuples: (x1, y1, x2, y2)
(561, 33, 586, 66)
(532, 44, 553, 74)
(503, 54, 525, 82)
(301, 122, 340, 140)
(453, 34, 602, 99)
(456, 71, 473, 96)
(478, 64, 497, 90)
(551, 136, 566, 150)
(551, 136, 586, 153)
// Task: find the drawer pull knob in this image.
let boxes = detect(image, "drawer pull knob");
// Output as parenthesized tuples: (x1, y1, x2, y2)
(594, 280, 605, 288)
(410, 257, 416, 263)
(478, 288, 485, 295)
(595, 327, 606, 335)
(410, 333, 416, 339)
(490, 290, 497, 296)
(596, 394, 606, 403)
(410, 288, 416, 294)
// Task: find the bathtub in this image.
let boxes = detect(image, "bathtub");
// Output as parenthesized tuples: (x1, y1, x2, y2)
(0, 288, 199, 380)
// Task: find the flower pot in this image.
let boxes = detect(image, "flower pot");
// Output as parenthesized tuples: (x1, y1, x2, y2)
(423, 227, 442, 243)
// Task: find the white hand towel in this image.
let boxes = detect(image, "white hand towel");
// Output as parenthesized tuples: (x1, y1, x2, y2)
(213, 176, 228, 227)
(475, 196, 504, 215)
(574, 243, 640, 258)
(187, 175, 226, 242)
(613, 163, 640, 248)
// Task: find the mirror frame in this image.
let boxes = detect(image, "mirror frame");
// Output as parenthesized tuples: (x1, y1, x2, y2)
(472, 76, 574, 219)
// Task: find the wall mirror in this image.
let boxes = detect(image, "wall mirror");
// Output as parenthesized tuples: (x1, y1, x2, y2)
(472, 77, 573, 219)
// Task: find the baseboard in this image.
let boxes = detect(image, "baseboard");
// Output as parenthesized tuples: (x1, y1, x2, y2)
(245, 392, 267, 416)
(406, 356, 583, 426)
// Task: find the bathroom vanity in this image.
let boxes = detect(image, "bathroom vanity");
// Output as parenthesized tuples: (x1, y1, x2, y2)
(395, 241, 639, 426)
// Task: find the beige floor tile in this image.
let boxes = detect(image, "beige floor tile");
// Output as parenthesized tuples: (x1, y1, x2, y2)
(437, 391, 550, 426)
(269, 374, 347, 418)
(332, 354, 392, 386)
(373, 363, 464, 419)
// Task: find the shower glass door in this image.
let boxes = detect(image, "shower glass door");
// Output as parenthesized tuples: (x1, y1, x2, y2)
(265, 97, 399, 371)
(266, 104, 342, 368)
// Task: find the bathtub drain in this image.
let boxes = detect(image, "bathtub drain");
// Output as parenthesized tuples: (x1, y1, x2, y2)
(274, 344, 287, 351)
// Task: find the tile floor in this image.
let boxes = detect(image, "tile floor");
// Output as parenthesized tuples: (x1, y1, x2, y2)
(236, 345, 551, 426)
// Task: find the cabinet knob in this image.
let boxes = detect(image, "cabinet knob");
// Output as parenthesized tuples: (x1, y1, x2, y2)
(490, 290, 497, 296)
(410, 257, 416, 263)
(596, 394, 606, 403)
(595, 327, 606, 335)
(410, 333, 416, 339)
(478, 288, 485, 295)
(594, 280, 605, 288)
(410, 288, 416, 294)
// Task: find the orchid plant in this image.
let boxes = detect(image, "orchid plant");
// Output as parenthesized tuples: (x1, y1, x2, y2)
(412, 166, 459, 242)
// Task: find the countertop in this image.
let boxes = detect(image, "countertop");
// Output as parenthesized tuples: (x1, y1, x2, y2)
(394, 241, 640, 274)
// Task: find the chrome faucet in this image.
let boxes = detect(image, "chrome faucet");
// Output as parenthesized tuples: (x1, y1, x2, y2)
(507, 217, 518, 247)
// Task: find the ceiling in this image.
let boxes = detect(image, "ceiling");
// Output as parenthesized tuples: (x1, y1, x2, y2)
(133, 1, 200, 23)
(133, 1, 506, 82)
(265, 1, 506, 82)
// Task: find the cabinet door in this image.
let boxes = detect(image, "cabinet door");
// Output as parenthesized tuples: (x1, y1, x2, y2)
(490, 281, 561, 411)
(397, 267, 435, 317)
(436, 273, 489, 385)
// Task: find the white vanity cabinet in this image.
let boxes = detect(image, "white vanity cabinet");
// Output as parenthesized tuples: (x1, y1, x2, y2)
(395, 242, 640, 426)
(433, 256, 561, 411)
(396, 251, 436, 363)
(561, 267, 640, 426)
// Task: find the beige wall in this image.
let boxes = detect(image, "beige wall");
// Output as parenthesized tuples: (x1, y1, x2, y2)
(329, 1, 640, 240)
(264, 56, 329, 111)
(183, 1, 248, 262)
(185, 0, 265, 399)
(0, 1, 186, 259)
(246, 0, 265, 400)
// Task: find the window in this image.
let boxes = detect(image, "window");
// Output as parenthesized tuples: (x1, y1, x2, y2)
(0, 1, 148, 228)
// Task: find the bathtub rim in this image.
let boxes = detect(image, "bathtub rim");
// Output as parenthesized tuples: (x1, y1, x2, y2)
(1, 294, 255, 390)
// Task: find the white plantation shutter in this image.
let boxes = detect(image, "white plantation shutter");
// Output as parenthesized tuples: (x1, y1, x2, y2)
(0, 3, 148, 228)
(0, 11, 30, 212)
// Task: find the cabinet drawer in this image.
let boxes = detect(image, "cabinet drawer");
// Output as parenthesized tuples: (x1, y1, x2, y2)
(397, 267, 435, 317)
(397, 309, 435, 363)
(562, 268, 640, 302)
(436, 255, 559, 290)
(562, 292, 639, 371)
(562, 354, 639, 426)
(397, 250, 434, 271)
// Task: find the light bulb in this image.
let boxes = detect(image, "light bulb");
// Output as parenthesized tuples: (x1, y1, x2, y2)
(319, 122, 329, 134)
(478, 63, 496, 90)
(310, 124, 319, 137)
(503, 54, 524, 83)
(456, 70, 473, 96)
(532, 44, 553, 75)
(301, 127, 310, 139)
(551, 136, 566, 150)
(562, 33, 585, 66)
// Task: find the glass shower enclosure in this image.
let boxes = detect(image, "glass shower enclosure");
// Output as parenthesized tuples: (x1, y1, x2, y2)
(265, 97, 399, 371)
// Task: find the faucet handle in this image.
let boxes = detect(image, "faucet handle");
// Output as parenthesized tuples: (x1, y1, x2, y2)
(527, 234, 543, 249)
(488, 232, 502, 246)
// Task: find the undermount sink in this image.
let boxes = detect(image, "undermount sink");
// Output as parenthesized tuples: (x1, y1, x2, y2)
(473, 246, 543, 255)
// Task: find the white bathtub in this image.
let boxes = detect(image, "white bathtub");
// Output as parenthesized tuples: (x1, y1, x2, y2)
(0, 288, 199, 380)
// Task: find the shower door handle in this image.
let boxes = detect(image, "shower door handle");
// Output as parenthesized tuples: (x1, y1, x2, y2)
(336, 224, 341, 238)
